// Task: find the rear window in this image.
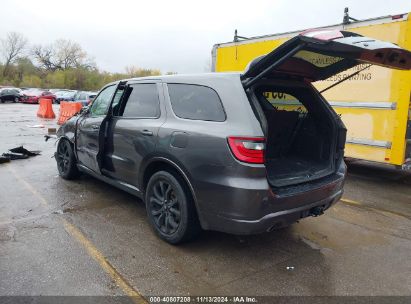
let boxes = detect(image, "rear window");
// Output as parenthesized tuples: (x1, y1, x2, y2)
(167, 84, 225, 122)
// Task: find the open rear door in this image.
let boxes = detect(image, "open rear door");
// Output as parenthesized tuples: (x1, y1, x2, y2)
(242, 30, 411, 88)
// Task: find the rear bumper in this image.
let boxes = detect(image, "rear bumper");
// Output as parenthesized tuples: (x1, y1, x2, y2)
(203, 189, 342, 235)
(194, 162, 346, 235)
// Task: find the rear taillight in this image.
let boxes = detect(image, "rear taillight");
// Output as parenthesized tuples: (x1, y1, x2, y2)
(227, 136, 265, 164)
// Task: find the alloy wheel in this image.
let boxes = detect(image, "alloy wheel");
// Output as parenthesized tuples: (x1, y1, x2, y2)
(56, 141, 70, 174)
(149, 180, 181, 235)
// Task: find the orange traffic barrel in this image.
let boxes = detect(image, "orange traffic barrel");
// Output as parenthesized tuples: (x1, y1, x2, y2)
(57, 102, 83, 125)
(37, 98, 56, 119)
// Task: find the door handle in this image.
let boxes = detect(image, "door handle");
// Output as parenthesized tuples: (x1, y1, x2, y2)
(91, 125, 99, 130)
(141, 130, 153, 136)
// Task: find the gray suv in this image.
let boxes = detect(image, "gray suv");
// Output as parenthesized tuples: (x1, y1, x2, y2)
(56, 30, 411, 244)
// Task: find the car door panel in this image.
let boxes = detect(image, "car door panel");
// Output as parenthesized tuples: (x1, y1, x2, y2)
(76, 115, 105, 172)
(103, 82, 165, 187)
(76, 84, 117, 173)
(105, 118, 161, 184)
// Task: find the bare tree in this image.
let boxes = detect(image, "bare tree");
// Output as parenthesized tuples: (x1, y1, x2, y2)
(32, 39, 94, 71)
(54, 39, 87, 69)
(32, 44, 55, 71)
(1, 32, 28, 76)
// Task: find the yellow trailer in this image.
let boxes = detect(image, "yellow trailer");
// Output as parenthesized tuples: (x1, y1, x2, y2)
(212, 12, 411, 169)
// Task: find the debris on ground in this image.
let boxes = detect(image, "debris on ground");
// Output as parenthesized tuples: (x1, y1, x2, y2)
(0, 156, 10, 164)
(1, 146, 41, 163)
(2, 151, 29, 160)
(286, 266, 295, 270)
(44, 134, 57, 142)
(9, 146, 41, 156)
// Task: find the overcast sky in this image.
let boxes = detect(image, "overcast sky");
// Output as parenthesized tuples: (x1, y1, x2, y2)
(1, 0, 411, 74)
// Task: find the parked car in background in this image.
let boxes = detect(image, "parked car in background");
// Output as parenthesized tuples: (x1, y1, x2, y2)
(0, 88, 24, 103)
(49, 89, 65, 93)
(21, 89, 56, 104)
(55, 90, 76, 104)
(73, 91, 97, 106)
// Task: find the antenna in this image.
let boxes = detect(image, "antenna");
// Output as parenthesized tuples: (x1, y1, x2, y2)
(343, 7, 359, 24)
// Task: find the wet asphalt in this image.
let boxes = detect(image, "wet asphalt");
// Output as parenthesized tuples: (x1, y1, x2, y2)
(0, 103, 410, 298)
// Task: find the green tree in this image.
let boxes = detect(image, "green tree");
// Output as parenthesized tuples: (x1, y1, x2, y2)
(1, 35, 173, 91)
(15, 57, 37, 84)
(20, 74, 42, 88)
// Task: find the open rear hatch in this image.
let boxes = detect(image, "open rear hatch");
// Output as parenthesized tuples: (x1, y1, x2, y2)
(241, 30, 411, 188)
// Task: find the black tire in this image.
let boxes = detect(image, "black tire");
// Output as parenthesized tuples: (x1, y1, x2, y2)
(56, 139, 80, 180)
(145, 170, 201, 244)
(0, 98, 4, 103)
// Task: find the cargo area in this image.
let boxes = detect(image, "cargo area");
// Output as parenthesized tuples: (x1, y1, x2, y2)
(252, 83, 337, 187)
(214, 13, 411, 168)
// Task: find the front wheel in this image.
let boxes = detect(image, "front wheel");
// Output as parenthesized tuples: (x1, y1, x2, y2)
(56, 139, 80, 180)
(145, 171, 201, 244)
(14, 97, 18, 103)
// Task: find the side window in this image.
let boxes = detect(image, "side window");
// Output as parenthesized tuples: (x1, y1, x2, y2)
(167, 84, 225, 122)
(90, 85, 116, 116)
(121, 84, 160, 118)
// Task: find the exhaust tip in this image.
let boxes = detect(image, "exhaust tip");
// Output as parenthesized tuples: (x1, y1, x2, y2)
(267, 221, 285, 232)
(310, 206, 325, 217)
